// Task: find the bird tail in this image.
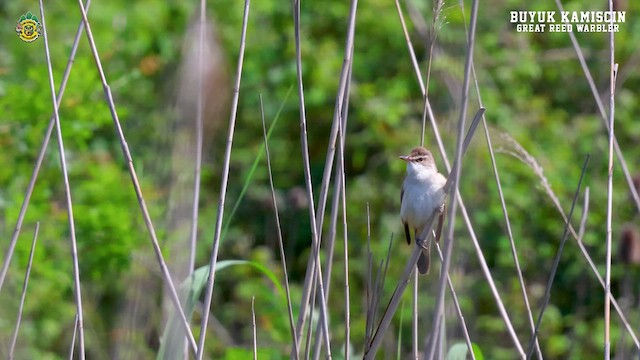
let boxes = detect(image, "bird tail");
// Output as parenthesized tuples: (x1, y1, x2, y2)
(417, 243, 430, 275)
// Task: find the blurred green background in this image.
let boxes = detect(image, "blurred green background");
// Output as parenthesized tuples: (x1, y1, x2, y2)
(1, 0, 640, 358)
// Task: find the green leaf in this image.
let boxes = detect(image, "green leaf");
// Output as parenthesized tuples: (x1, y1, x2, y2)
(446, 342, 484, 360)
(214, 260, 286, 299)
(157, 260, 285, 359)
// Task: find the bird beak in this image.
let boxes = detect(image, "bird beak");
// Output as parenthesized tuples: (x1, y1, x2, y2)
(399, 155, 409, 162)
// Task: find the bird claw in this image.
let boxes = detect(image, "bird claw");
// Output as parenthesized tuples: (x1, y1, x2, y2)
(416, 236, 429, 250)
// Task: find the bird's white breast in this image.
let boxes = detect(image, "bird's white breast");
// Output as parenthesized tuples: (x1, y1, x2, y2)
(400, 166, 446, 232)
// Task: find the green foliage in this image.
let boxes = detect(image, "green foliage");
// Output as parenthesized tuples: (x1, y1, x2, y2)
(158, 260, 285, 360)
(446, 343, 484, 360)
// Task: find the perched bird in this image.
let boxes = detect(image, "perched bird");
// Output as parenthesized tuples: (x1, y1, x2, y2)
(400, 146, 447, 274)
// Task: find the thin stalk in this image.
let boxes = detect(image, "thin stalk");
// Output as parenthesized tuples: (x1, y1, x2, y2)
(39, 2, 85, 358)
(260, 94, 299, 358)
(188, 0, 207, 280)
(604, 1, 616, 358)
(412, 270, 418, 360)
(252, 297, 257, 360)
(394, 0, 425, 93)
(68, 314, 79, 360)
(8, 223, 40, 359)
(397, 299, 405, 360)
(0, 0, 92, 293)
(290, 0, 332, 357)
(364, 204, 374, 347)
(185, 3, 207, 358)
(304, 280, 318, 360)
(378, 239, 394, 329)
(526, 156, 590, 359)
(196, 1, 250, 358)
(433, 242, 475, 360)
(338, 114, 351, 360)
(311, 156, 341, 360)
(422, 0, 445, 146)
(74, 0, 197, 353)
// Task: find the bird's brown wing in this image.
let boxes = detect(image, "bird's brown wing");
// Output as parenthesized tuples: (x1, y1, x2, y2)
(404, 222, 411, 245)
(401, 184, 411, 245)
(434, 204, 445, 243)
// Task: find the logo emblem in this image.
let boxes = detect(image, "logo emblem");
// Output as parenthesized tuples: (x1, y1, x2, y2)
(16, 12, 42, 43)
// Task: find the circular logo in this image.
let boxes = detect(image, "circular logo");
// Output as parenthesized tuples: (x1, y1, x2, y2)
(16, 12, 42, 43)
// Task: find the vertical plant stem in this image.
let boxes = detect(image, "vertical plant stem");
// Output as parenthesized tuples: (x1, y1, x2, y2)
(412, 270, 418, 360)
(0, 0, 92, 293)
(185, 3, 207, 358)
(421, 0, 444, 146)
(433, 243, 475, 360)
(68, 314, 79, 360)
(397, 299, 406, 360)
(604, 0, 617, 357)
(196, 1, 250, 358)
(338, 113, 351, 360)
(252, 297, 257, 360)
(394, 0, 425, 93)
(311, 157, 341, 360)
(74, 0, 197, 353)
(8, 223, 39, 359)
(38, 2, 85, 358)
(304, 280, 318, 359)
(260, 94, 300, 359)
(364, 204, 374, 348)
(189, 0, 206, 282)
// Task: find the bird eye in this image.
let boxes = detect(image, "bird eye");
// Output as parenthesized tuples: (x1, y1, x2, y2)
(416, 158, 423, 162)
